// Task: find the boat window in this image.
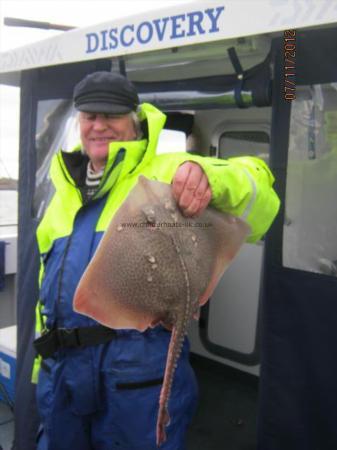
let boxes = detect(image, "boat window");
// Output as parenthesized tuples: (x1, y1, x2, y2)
(156, 129, 186, 154)
(283, 84, 337, 276)
(0, 188, 18, 232)
(0, 85, 19, 233)
(219, 130, 270, 163)
(33, 99, 77, 220)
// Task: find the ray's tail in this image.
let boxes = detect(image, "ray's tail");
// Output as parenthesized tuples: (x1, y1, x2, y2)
(156, 235, 193, 447)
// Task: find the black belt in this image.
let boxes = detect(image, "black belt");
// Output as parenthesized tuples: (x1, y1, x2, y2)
(33, 325, 117, 359)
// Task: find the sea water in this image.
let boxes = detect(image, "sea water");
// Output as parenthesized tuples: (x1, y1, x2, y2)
(0, 191, 18, 237)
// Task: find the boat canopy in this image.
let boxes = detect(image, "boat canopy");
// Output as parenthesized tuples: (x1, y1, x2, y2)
(1, 0, 337, 86)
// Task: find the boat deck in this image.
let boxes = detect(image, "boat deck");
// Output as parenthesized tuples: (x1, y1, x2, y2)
(187, 354, 258, 450)
(0, 401, 14, 450)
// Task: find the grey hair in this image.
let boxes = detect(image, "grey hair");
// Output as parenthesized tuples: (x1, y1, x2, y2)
(130, 111, 143, 140)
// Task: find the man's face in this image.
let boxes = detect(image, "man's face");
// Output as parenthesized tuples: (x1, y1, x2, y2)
(79, 112, 137, 170)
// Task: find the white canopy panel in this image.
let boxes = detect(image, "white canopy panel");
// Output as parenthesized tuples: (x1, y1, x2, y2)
(0, 0, 337, 75)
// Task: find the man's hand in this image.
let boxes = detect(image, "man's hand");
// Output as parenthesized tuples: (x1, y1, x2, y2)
(172, 162, 212, 217)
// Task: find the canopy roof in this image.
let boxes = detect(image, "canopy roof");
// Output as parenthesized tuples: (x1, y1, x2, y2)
(1, 0, 337, 84)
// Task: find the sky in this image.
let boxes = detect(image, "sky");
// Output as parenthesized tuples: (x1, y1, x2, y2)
(0, 0, 191, 178)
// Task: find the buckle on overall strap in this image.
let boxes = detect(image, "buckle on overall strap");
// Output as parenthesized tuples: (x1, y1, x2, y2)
(33, 325, 117, 359)
(56, 328, 81, 347)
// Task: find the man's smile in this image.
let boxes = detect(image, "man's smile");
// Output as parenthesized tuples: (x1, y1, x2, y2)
(89, 137, 115, 142)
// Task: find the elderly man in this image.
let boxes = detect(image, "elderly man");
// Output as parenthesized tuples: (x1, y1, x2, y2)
(33, 71, 279, 450)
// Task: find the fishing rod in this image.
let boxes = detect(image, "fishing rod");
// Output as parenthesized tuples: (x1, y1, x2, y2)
(3, 17, 75, 31)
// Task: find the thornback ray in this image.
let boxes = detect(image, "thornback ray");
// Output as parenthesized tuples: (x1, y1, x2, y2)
(73, 175, 250, 447)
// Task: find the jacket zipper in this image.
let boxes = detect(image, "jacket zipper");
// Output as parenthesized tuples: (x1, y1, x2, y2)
(57, 153, 83, 203)
(92, 148, 126, 201)
(55, 208, 82, 326)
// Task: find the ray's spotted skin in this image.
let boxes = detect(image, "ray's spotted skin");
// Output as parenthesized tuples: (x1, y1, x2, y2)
(73, 176, 250, 447)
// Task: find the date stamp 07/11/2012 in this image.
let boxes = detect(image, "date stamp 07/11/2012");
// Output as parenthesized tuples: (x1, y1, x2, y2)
(284, 29, 296, 101)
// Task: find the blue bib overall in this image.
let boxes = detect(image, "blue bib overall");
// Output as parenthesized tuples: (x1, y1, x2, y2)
(36, 194, 198, 450)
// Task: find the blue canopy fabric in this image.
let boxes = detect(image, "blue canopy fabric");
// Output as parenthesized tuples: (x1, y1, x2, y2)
(258, 28, 337, 450)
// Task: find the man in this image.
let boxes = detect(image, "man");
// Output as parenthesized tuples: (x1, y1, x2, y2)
(33, 71, 280, 450)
